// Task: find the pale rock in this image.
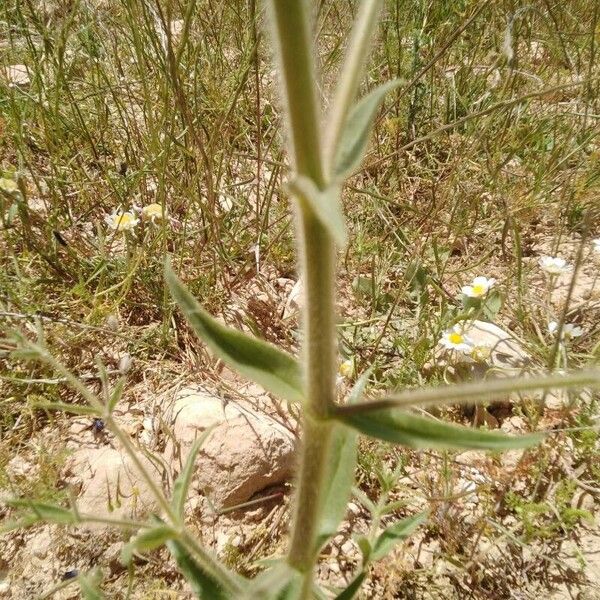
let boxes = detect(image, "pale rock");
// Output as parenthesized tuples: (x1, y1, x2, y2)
(341, 540, 358, 559)
(427, 320, 531, 375)
(0, 581, 9, 596)
(67, 446, 164, 523)
(7, 455, 32, 478)
(167, 388, 297, 508)
(29, 529, 52, 559)
(4, 64, 30, 87)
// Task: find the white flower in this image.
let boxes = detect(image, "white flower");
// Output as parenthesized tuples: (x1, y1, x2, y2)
(141, 203, 166, 222)
(439, 325, 474, 353)
(539, 256, 571, 275)
(461, 276, 496, 298)
(548, 321, 583, 340)
(105, 210, 139, 232)
(593, 239, 600, 253)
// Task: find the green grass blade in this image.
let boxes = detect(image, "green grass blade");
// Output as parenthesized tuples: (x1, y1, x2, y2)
(165, 262, 304, 403)
(334, 79, 403, 179)
(336, 408, 543, 450)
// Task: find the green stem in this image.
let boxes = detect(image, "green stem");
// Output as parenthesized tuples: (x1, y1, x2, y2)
(267, 0, 338, 584)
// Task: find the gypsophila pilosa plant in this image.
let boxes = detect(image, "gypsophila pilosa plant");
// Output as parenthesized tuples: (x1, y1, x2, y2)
(4, 1, 600, 598)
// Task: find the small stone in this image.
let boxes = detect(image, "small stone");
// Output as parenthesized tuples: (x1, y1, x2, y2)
(4, 64, 30, 87)
(30, 529, 52, 559)
(166, 388, 297, 509)
(0, 580, 10, 595)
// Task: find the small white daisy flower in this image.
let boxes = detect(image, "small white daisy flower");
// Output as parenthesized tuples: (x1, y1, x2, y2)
(539, 256, 571, 275)
(592, 239, 600, 253)
(461, 276, 496, 298)
(439, 325, 474, 353)
(105, 210, 139, 232)
(141, 203, 166, 222)
(548, 321, 583, 340)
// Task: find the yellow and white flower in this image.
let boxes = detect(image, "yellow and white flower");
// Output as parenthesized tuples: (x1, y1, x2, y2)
(461, 276, 496, 298)
(141, 203, 166, 222)
(105, 209, 139, 232)
(548, 321, 583, 340)
(539, 256, 571, 275)
(439, 325, 474, 353)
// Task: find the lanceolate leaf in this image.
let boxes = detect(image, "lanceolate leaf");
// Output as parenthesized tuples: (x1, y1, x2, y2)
(334, 571, 367, 600)
(166, 263, 304, 403)
(31, 400, 100, 416)
(171, 427, 214, 519)
(334, 79, 403, 179)
(239, 562, 303, 600)
(78, 571, 105, 600)
(120, 524, 176, 565)
(316, 423, 358, 550)
(336, 408, 542, 450)
(370, 512, 428, 561)
(7, 499, 77, 524)
(287, 176, 347, 247)
(165, 537, 229, 600)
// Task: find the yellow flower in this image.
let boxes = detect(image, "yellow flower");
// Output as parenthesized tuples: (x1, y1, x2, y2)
(0, 177, 18, 193)
(339, 359, 354, 379)
(439, 325, 474, 353)
(105, 210, 139, 232)
(141, 203, 166, 222)
(461, 276, 496, 298)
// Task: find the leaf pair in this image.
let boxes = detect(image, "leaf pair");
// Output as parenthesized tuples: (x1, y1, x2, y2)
(167, 266, 542, 453)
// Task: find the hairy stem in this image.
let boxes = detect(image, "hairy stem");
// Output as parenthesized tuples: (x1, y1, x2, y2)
(266, 0, 338, 584)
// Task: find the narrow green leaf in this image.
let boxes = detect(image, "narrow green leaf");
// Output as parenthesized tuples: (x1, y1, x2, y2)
(165, 537, 229, 600)
(370, 512, 428, 561)
(78, 571, 105, 600)
(31, 400, 100, 416)
(7, 499, 77, 524)
(348, 368, 372, 404)
(334, 571, 367, 600)
(120, 525, 176, 565)
(171, 426, 214, 519)
(287, 176, 347, 247)
(239, 562, 303, 600)
(334, 79, 403, 179)
(337, 408, 542, 450)
(0, 514, 41, 534)
(316, 423, 357, 550)
(108, 376, 126, 413)
(165, 263, 304, 403)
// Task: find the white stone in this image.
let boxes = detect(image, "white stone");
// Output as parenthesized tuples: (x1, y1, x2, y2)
(167, 388, 297, 509)
(67, 446, 163, 524)
(4, 64, 30, 86)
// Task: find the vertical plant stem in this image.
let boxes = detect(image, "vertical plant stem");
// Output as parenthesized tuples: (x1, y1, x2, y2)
(267, 0, 337, 582)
